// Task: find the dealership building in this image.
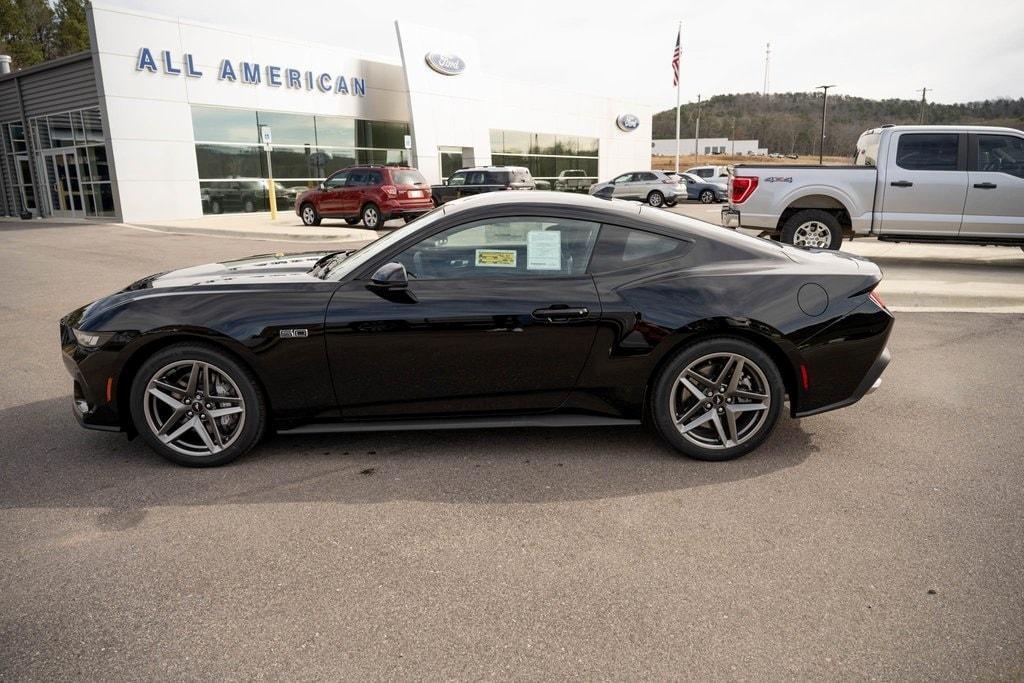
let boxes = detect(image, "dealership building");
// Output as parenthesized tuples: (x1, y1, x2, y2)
(0, 3, 652, 222)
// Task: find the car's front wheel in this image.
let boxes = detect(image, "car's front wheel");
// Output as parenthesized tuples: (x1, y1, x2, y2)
(699, 189, 716, 204)
(130, 343, 265, 467)
(651, 338, 784, 461)
(300, 203, 321, 226)
(647, 191, 665, 207)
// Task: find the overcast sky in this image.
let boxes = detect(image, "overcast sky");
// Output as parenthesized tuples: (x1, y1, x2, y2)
(107, 0, 1024, 109)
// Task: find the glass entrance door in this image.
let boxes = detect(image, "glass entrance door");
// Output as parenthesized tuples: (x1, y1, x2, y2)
(13, 155, 37, 214)
(43, 150, 84, 217)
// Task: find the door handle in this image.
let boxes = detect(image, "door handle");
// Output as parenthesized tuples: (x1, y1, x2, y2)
(973, 182, 997, 189)
(532, 306, 589, 322)
(890, 180, 913, 187)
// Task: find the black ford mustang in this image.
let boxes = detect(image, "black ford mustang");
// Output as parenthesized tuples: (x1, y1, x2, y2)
(61, 192, 892, 467)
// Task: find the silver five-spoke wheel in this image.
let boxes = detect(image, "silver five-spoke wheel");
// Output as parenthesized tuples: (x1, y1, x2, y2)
(143, 360, 246, 457)
(792, 221, 833, 248)
(669, 352, 771, 450)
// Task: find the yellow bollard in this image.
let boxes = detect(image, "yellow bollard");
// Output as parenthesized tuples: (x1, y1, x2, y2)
(267, 176, 278, 220)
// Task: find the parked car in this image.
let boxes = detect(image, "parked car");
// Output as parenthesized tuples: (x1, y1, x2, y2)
(431, 166, 535, 205)
(722, 124, 1024, 250)
(553, 169, 592, 192)
(684, 165, 730, 191)
(295, 166, 432, 230)
(203, 180, 295, 214)
(60, 191, 892, 467)
(675, 172, 727, 203)
(588, 170, 684, 207)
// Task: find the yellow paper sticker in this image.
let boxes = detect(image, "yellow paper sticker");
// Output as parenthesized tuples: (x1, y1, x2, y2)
(475, 249, 517, 268)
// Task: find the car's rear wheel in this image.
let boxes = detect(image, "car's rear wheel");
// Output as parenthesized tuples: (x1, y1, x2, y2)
(361, 203, 383, 229)
(300, 203, 321, 226)
(782, 209, 842, 250)
(647, 191, 665, 207)
(130, 344, 265, 467)
(651, 338, 784, 461)
(699, 189, 716, 204)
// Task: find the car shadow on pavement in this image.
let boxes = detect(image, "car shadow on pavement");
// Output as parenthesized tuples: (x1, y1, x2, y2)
(1, 396, 818, 512)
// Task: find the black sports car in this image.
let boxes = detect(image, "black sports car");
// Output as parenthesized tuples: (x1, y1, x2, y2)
(60, 192, 893, 467)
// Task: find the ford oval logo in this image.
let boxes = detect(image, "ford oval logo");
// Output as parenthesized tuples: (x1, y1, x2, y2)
(616, 114, 640, 132)
(425, 52, 466, 76)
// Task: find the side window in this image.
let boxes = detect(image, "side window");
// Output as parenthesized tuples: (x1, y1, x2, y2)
(485, 171, 509, 185)
(696, 169, 713, 178)
(896, 134, 959, 171)
(393, 217, 601, 279)
(346, 170, 368, 186)
(613, 173, 634, 184)
(639, 172, 658, 181)
(978, 135, 1024, 179)
(367, 171, 383, 185)
(588, 224, 692, 274)
(466, 171, 488, 185)
(324, 172, 348, 188)
(448, 173, 467, 186)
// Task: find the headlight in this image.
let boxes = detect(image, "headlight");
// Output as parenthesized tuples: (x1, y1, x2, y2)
(72, 328, 110, 348)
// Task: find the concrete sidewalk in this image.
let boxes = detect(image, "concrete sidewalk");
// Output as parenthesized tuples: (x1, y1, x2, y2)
(130, 211, 394, 243)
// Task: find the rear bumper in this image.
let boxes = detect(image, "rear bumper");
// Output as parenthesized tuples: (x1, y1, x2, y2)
(382, 198, 433, 218)
(794, 346, 891, 418)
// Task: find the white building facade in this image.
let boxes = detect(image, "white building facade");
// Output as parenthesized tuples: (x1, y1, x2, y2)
(0, 4, 652, 222)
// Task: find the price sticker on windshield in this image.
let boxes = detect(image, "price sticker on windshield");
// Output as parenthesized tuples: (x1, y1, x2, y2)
(475, 249, 517, 268)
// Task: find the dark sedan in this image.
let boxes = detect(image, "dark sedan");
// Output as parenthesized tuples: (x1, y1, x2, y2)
(60, 192, 893, 467)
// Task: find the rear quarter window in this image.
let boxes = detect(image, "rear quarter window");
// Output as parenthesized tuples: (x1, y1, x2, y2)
(588, 224, 692, 274)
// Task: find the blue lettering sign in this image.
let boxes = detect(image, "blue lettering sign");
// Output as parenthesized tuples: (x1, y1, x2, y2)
(305, 71, 314, 90)
(184, 53, 203, 78)
(267, 65, 282, 87)
(351, 77, 366, 97)
(162, 50, 181, 75)
(335, 75, 349, 95)
(317, 73, 331, 92)
(285, 68, 301, 89)
(241, 62, 261, 85)
(136, 47, 158, 72)
(218, 59, 236, 81)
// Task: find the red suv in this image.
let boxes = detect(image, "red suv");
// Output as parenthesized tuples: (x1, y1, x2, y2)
(295, 166, 433, 229)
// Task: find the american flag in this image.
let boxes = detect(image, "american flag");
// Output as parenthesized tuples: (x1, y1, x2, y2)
(672, 28, 681, 86)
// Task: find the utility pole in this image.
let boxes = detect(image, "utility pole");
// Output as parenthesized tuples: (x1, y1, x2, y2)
(763, 43, 770, 97)
(917, 87, 930, 124)
(694, 94, 701, 162)
(816, 84, 835, 165)
(731, 117, 736, 156)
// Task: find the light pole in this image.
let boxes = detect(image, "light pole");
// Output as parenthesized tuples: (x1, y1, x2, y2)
(816, 84, 835, 165)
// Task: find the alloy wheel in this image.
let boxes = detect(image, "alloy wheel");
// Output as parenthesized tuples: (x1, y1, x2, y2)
(792, 221, 833, 248)
(302, 206, 316, 225)
(363, 206, 380, 228)
(143, 360, 246, 457)
(700, 190, 714, 204)
(648, 192, 664, 207)
(669, 352, 771, 450)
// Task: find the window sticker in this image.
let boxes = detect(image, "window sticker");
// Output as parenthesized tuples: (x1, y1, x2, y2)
(527, 231, 561, 270)
(475, 249, 517, 268)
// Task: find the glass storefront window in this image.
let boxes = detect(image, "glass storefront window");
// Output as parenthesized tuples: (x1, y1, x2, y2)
(314, 117, 356, 148)
(192, 105, 258, 143)
(315, 148, 357, 176)
(356, 120, 409, 149)
(195, 144, 262, 179)
(490, 130, 599, 191)
(256, 111, 316, 146)
(268, 146, 317, 179)
(48, 113, 75, 148)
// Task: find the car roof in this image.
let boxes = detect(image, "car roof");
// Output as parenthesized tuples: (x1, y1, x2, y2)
(455, 166, 529, 172)
(862, 124, 1023, 135)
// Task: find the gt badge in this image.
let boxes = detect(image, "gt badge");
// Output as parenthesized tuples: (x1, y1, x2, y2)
(279, 329, 309, 339)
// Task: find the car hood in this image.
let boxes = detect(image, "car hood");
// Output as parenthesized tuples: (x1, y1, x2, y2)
(124, 251, 332, 290)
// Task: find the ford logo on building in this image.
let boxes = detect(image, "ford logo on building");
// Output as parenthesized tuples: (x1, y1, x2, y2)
(616, 114, 640, 132)
(425, 52, 466, 76)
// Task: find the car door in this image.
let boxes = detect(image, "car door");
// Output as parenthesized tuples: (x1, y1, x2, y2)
(877, 132, 968, 236)
(341, 169, 368, 215)
(960, 132, 1024, 239)
(318, 171, 349, 215)
(611, 173, 637, 199)
(323, 215, 603, 418)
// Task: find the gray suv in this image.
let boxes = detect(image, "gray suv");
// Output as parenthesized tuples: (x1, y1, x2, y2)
(588, 170, 684, 207)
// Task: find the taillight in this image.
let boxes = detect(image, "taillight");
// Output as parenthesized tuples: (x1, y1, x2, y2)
(868, 289, 887, 310)
(381, 184, 398, 198)
(662, 178, 676, 184)
(730, 176, 759, 204)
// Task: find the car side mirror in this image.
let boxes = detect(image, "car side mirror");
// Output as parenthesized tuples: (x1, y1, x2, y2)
(593, 185, 615, 200)
(318, 182, 326, 191)
(369, 262, 409, 289)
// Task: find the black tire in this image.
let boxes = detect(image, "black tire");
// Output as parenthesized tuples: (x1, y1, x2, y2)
(345, 217, 360, 226)
(361, 203, 383, 229)
(299, 203, 321, 226)
(647, 191, 665, 208)
(651, 337, 785, 462)
(699, 189, 716, 204)
(781, 209, 843, 250)
(129, 343, 266, 467)
(665, 200, 677, 207)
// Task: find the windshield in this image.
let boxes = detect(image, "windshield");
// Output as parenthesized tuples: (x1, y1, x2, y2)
(392, 169, 426, 185)
(855, 130, 881, 166)
(317, 207, 448, 280)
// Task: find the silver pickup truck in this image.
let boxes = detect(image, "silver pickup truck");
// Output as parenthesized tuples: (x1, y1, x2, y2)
(721, 125, 1024, 250)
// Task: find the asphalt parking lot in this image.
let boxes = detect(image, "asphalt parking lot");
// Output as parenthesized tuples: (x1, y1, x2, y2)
(1, 218, 1022, 679)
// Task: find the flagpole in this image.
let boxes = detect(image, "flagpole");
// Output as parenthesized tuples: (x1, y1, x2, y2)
(674, 21, 681, 174)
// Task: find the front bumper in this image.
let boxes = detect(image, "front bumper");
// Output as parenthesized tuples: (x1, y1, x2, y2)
(721, 206, 741, 229)
(60, 319, 126, 432)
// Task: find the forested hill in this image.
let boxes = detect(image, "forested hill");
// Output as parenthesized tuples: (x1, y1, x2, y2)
(652, 92, 1024, 156)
